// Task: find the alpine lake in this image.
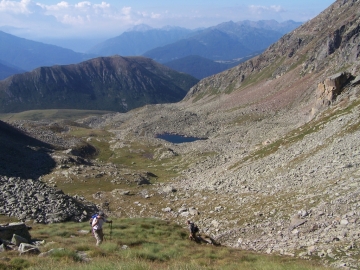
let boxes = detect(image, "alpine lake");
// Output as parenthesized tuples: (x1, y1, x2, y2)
(156, 133, 207, 144)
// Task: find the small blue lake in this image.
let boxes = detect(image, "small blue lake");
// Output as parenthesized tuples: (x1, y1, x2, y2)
(156, 134, 207, 144)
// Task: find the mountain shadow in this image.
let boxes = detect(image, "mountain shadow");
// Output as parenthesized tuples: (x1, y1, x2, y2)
(0, 120, 56, 178)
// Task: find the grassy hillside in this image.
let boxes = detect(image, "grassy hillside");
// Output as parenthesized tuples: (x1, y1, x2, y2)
(0, 216, 331, 270)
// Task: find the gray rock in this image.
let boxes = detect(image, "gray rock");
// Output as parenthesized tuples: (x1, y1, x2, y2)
(0, 223, 31, 241)
(211, 220, 220, 228)
(289, 215, 307, 231)
(162, 207, 172, 212)
(189, 207, 199, 216)
(11, 234, 29, 246)
(178, 207, 187, 213)
(0, 177, 97, 224)
(180, 212, 190, 217)
(18, 243, 40, 255)
(163, 186, 177, 193)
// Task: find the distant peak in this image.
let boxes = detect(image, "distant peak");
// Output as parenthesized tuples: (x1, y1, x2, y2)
(161, 25, 186, 31)
(125, 24, 153, 32)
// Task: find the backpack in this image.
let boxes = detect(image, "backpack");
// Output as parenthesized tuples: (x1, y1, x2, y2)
(190, 223, 199, 233)
(89, 214, 98, 225)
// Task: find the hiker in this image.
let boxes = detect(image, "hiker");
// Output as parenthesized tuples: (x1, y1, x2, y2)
(187, 220, 199, 241)
(91, 211, 112, 246)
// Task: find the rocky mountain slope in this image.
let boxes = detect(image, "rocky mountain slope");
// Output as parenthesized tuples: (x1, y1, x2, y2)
(0, 56, 198, 113)
(1, 0, 360, 269)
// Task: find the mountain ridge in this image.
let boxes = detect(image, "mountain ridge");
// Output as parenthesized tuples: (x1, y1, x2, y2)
(87, 27, 194, 56)
(142, 20, 301, 64)
(0, 56, 198, 113)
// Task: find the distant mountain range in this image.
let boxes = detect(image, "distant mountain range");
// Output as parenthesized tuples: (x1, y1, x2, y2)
(0, 20, 302, 81)
(142, 20, 301, 78)
(143, 20, 302, 63)
(164, 55, 243, 80)
(87, 26, 194, 56)
(0, 56, 198, 113)
(0, 31, 94, 72)
(235, 20, 303, 34)
(0, 59, 25, 80)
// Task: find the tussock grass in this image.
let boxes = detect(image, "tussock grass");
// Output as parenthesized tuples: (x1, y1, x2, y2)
(0, 217, 332, 270)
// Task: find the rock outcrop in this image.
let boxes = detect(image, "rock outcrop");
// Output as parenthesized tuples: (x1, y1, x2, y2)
(0, 223, 31, 241)
(316, 72, 354, 106)
(0, 176, 97, 223)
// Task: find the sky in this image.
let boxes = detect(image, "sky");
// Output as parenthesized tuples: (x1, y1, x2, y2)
(0, 0, 335, 39)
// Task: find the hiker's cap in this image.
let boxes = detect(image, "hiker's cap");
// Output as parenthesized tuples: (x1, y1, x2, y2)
(98, 211, 105, 216)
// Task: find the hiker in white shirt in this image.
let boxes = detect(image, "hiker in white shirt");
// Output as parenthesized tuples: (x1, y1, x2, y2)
(92, 211, 112, 246)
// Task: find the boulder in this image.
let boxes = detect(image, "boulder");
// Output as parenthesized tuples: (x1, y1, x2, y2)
(189, 207, 199, 216)
(18, 243, 40, 255)
(11, 234, 29, 246)
(316, 72, 353, 106)
(162, 207, 172, 212)
(0, 223, 31, 242)
(163, 186, 177, 193)
(289, 215, 307, 231)
(134, 176, 151, 185)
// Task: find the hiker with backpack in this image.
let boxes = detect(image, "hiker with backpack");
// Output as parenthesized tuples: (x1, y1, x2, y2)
(91, 211, 112, 246)
(187, 220, 199, 241)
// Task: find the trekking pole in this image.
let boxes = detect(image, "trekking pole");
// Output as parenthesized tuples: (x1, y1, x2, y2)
(110, 222, 112, 241)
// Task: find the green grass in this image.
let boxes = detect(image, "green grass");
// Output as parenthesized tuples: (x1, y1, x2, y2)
(0, 217, 333, 270)
(0, 109, 113, 122)
(66, 125, 188, 181)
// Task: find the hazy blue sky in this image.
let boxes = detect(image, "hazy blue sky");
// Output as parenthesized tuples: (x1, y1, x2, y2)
(0, 0, 335, 39)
